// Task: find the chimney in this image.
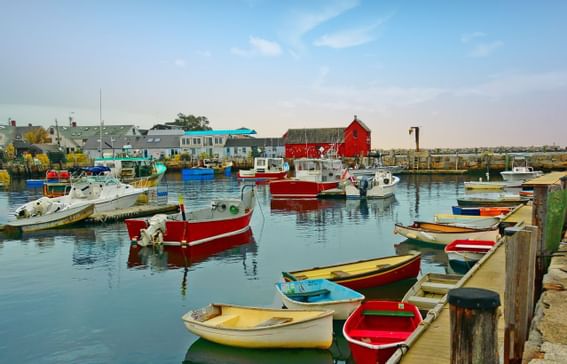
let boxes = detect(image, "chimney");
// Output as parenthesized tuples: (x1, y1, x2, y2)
(10, 119, 16, 127)
(71, 121, 77, 127)
(28, 123, 32, 127)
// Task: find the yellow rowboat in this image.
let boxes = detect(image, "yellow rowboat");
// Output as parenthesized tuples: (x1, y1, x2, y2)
(283, 253, 421, 291)
(182, 303, 333, 349)
(402, 273, 462, 314)
(463, 181, 507, 190)
(394, 221, 500, 245)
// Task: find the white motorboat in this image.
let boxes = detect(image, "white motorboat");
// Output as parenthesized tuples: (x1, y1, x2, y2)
(9, 200, 94, 232)
(16, 176, 147, 216)
(345, 170, 400, 199)
(500, 156, 543, 182)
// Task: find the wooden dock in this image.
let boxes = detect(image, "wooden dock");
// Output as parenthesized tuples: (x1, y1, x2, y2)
(398, 169, 468, 175)
(396, 205, 534, 363)
(86, 204, 179, 223)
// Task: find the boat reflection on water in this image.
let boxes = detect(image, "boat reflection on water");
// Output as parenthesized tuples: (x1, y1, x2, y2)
(394, 239, 458, 274)
(270, 198, 343, 214)
(345, 196, 396, 219)
(448, 259, 474, 275)
(183, 338, 335, 364)
(127, 229, 256, 270)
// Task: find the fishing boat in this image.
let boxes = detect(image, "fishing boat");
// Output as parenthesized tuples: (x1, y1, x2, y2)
(5, 202, 94, 233)
(203, 158, 233, 175)
(181, 303, 333, 349)
(42, 169, 73, 197)
(444, 239, 496, 265)
(451, 206, 513, 216)
(457, 195, 529, 207)
(275, 279, 365, 320)
(394, 221, 500, 245)
(269, 158, 343, 199)
(344, 170, 400, 199)
(16, 176, 146, 215)
(343, 300, 423, 364)
(433, 214, 501, 229)
(237, 157, 289, 180)
(125, 187, 255, 247)
(282, 253, 421, 290)
(94, 157, 167, 188)
(500, 156, 543, 182)
(402, 273, 462, 314)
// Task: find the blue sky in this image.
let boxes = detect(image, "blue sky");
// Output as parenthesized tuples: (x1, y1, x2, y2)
(1, 0, 566, 148)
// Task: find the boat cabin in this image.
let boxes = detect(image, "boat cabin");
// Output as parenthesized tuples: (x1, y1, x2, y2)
(94, 157, 155, 181)
(295, 158, 343, 182)
(254, 158, 286, 172)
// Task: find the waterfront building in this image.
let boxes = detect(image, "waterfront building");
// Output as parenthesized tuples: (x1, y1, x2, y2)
(179, 128, 256, 159)
(283, 116, 371, 158)
(83, 134, 181, 159)
(48, 123, 141, 153)
(224, 137, 284, 159)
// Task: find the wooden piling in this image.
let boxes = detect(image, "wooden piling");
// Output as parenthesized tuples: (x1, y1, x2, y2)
(503, 226, 538, 364)
(448, 287, 501, 364)
(532, 184, 548, 295)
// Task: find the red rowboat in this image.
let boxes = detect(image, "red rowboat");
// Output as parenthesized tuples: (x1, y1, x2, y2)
(125, 188, 255, 247)
(444, 239, 495, 264)
(343, 300, 423, 364)
(269, 158, 343, 199)
(282, 253, 421, 290)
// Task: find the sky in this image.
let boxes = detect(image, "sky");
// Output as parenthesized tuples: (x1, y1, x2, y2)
(1, 0, 566, 149)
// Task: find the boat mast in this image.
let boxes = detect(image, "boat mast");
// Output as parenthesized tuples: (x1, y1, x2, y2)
(99, 88, 103, 158)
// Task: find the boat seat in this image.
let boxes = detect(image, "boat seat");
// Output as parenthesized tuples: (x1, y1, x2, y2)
(255, 316, 293, 328)
(362, 310, 415, 318)
(204, 314, 240, 327)
(331, 270, 350, 278)
(376, 264, 391, 269)
(286, 288, 330, 299)
(349, 329, 411, 341)
(453, 244, 492, 250)
(421, 282, 456, 294)
(407, 296, 442, 309)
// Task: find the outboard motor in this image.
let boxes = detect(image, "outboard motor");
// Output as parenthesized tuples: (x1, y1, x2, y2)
(359, 177, 369, 198)
(139, 214, 168, 247)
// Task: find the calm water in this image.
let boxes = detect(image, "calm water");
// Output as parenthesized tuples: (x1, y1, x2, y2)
(0, 173, 472, 364)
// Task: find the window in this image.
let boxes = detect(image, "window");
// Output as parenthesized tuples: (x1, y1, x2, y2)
(205, 137, 213, 146)
(233, 147, 237, 154)
(193, 138, 201, 145)
(241, 147, 246, 153)
(226, 148, 230, 155)
(353, 129, 358, 139)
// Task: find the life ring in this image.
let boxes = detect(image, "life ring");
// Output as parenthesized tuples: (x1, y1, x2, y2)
(229, 205, 239, 214)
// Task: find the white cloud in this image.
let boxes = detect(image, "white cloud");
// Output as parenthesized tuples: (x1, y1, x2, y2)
(174, 59, 186, 67)
(461, 32, 486, 43)
(231, 36, 282, 57)
(313, 17, 391, 49)
(282, 0, 359, 49)
(468, 40, 504, 58)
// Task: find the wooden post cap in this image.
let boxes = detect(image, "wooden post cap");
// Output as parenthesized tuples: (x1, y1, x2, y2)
(448, 288, 500, 309)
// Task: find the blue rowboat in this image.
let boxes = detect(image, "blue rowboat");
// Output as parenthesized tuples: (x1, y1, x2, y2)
(275, 279, 364, 320)
(452, 206, 480, 216)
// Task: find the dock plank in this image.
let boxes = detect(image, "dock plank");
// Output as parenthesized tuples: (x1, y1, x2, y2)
(503, 205, 533, 225)
(522, 171, 567, 187)
(400, 243, 506, 364)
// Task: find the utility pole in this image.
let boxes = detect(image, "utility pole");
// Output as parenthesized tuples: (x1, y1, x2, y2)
(55, 118, 61, 150)
(409, 126, 420, 152)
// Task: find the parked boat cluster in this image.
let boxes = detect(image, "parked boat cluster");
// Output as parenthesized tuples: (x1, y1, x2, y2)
(4, 154, 541, 363)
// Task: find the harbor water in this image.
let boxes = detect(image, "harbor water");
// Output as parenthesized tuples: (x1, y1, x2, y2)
(1, 173, 474, 364)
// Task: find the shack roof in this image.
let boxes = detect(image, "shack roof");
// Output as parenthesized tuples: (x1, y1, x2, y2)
(225, 137, 284, 147)
(183, 128, 257, 136)
(83, 135, 180, 150)
(284, 128, 345, 144)
(50, 125, 137, 139)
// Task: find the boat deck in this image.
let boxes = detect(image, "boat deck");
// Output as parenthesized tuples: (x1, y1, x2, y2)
(399, 242, 506, 363)
(86, 204, 179, 223)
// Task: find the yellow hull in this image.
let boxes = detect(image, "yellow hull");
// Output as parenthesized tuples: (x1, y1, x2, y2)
(182, 304, 333, 349)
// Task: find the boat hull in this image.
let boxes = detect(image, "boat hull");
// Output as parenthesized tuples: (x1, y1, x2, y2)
(182, 304, 333, 349)
(501, 171, 543, 182)
(457, 197, 528, 207)
(394, 223, 499, 245)
(402, 273, 462, 313)
(284, 254, 421, 290)
(5, 204, 94, 233)
(444, 239, 495, 263)
(238, 170, 287, 180)
(92, 190, 145, 213)
(464, 181, 507, 190)
(269, 180, 338, 199)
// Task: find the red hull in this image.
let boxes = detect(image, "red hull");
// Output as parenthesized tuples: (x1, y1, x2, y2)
(444, 239, 496, 254)
(336, 255, 421, 290)
(237, 171, 287, 180)
(125, 210, 253, 246)
(344, 301, 422, 364)
(269, 179, 338, 198)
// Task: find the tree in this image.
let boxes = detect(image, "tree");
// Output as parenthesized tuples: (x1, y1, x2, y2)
(5, 143, 15, 160)
(169, 113, 212, 131)
(23, 127, 50, 144)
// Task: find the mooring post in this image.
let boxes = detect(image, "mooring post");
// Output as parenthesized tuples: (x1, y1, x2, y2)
(448, 287, 501, 364)
(532, 184, 549, 296)
(503, 226, 538, 364)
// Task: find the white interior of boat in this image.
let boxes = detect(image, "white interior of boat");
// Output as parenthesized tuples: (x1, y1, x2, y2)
(295, 159, 343, 182)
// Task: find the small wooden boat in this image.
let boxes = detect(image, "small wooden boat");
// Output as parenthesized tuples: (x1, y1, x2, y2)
(519, 190, 534, 198)
(203, 158, 233, 175)
(238, 157, 288, 180)
(4, 203, 94, 233)
(433, 214, 501, 229)
(181, 303, 333, 349)
(451, 206, 513, 216)
(463, 181, 507, 190)
(282, 253, 421, 290)
(275, 279, 365, 320)
(457, 195, 529, 207)
(126, 187, 255, 247)
(444, 239, 496, 264)
(402, 273, 462, 314)
(343, 300, 423, 364)
(394, 221, 499, 245)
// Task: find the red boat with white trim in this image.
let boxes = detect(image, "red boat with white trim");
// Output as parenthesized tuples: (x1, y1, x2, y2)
(125, 187, 255, 247)
(444, 239, 496, 264)
(237, 157, 289, 180)
(343, 300, 423, 364)
(269, 158, 343, 199)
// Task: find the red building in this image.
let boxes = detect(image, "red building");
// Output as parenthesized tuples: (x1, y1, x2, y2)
(283, 116, 371, 158)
